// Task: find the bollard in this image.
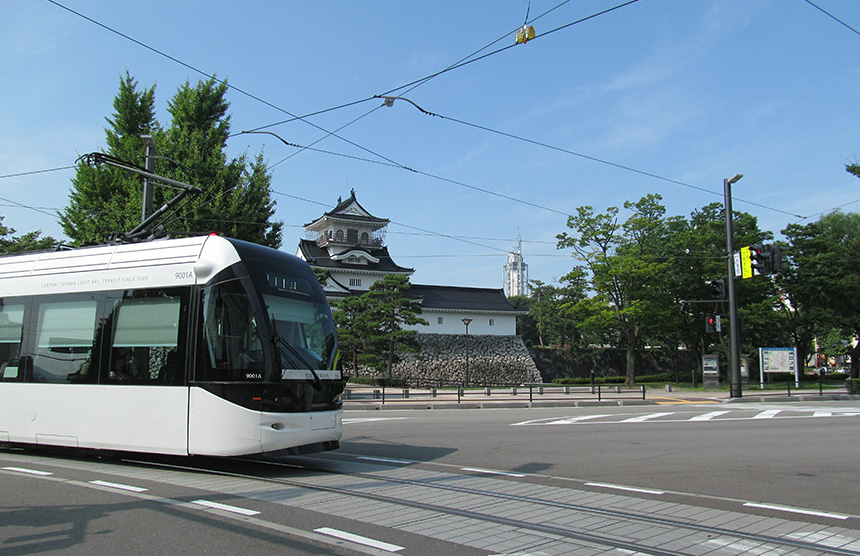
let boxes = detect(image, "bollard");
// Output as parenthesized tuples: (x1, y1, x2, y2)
(665, 384, 672, 393)
(615, 385, 621, 394)
(564, 386, 570, 395)
(431, 387, 437, 397)
(402, 389, 409, 399)
(373, 389, 381, 400)
(511, 386, 517, 396)
(485, 387, 491, 396)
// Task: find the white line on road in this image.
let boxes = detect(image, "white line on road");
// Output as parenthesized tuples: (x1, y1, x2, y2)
(752, 409, 782, 419)
(2, 466, 53, 476)
(689, 411, 731, 421)
(744, 502, 850, 520)
(343, 417, 411, 424)
(461, 467, 526, 477)
(585, 482, 665, 495)
(315, 527, 405, 552)
(358, 456, 415, 465)
(89, 480, 148, 492)
(620, 412, 675, 423)
(511, 414, 612, 426)
(192, 499, 261, 516)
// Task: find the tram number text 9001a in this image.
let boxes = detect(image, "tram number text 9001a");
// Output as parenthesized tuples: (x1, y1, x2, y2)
(175, 271, 194, 281)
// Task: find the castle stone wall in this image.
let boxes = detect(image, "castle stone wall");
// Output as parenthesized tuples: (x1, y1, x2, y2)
(349, 334, 541, 386)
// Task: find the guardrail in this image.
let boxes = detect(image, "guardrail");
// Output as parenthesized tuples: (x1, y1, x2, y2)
(343, 382, 649, 405)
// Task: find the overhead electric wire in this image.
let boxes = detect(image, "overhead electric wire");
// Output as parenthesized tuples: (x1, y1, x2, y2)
(36, 0, 850, 247)
(45, 0, 641, 240)
(804, 0, 860, 37)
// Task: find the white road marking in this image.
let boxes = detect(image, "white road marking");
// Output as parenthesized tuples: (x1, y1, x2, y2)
(89, 480, 147, 492)
(192, 499, 261, 516)
(358, 456, 415, 465)
(511, 414, 612, 426)
(315, 527, 405, 552)
(620, 412, 674, 423)
(585, 482, 665, 495)
(744, 502, 850, 520)
(2, 466, 53, 476)
(689, 410, 730, 421)
(461, 467, 526, 478)
(343, 417, 411, 424)
(752, 409, 782, 419)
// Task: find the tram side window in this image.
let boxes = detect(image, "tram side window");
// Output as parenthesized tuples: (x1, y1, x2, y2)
(107, 291, 186, 385)
(198, 280, 264, 381)
(33, 299, 98, 383)
(0, 302, 24, 381)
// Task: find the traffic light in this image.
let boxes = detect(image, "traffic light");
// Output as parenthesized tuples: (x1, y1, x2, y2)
(749, 244, 767, 275)
(705, 314, 717, 333)
(771, 243, 784, 273)
(714, 278, 726, 299)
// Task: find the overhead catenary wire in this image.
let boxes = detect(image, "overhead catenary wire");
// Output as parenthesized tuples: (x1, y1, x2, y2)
(24, 0, 855, 244)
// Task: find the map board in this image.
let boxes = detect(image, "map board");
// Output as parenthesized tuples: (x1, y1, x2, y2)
(758, 347, 799, 387)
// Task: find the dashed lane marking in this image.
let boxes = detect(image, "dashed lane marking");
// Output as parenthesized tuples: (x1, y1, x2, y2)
(315, 527, 405, 553)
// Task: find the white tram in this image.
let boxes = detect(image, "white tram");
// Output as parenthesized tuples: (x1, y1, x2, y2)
(0, 235, 346, 457)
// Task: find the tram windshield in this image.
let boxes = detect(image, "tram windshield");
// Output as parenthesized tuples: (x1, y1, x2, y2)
(197, 263, 338, 382)
(261, 271, 337, 378)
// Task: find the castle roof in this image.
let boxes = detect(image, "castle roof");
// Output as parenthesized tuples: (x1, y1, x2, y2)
(407, 284, 526, 314)
(298, 239, 413, 274)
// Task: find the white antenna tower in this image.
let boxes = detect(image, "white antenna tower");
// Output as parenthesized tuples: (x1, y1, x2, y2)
(503, 232, 528, 297)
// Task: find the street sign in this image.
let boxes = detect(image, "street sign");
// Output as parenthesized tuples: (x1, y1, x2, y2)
(740, 246, 753, 279)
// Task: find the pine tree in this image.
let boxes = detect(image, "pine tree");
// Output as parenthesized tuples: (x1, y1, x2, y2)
(61, 74, 282, 247)
(60, 71, 157, 243)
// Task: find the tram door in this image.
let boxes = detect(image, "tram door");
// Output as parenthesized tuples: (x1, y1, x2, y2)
(98, 289, 190, 454)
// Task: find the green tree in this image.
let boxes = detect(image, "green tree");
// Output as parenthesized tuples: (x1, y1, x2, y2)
(361, 275, 428, 380)
(61, 72, 157, 243)
(666, 202, 777, 381)
(557, 194, 674, 385)
(332, 295, 372, 375)
(61, 74, 282, 247)
(781, 210, 860, 377)
(0, 217, 58, 254)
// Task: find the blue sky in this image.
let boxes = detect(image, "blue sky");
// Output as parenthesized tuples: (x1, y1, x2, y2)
(2, 0, 859, 289)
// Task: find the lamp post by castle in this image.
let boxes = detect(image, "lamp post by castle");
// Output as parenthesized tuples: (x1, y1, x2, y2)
(462, 318, 473, 387)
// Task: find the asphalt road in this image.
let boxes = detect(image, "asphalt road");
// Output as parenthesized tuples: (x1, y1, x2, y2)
(3, 398, 859, 555)
(332, 399, 860, 516)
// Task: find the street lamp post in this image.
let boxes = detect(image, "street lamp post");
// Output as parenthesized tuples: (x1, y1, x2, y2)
(724, 174, 744, 398)
(462, 318, 473, 387)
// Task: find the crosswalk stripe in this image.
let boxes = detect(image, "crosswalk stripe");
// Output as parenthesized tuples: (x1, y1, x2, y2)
(689, 411, 731, 421)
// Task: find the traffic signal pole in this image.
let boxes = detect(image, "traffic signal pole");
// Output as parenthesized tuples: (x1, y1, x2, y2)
(724, 174, 743, 398)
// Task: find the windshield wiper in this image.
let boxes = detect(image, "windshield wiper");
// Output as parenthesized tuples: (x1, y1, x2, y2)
(270, 316, 323, 391)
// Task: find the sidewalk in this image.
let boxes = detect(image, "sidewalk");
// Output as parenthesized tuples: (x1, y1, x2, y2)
(342, 383, 857, 411)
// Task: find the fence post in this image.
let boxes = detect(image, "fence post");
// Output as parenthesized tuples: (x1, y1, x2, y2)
(529, 384, 533, 403)
(641, 385, 646, 400)
(597, 384, 602, 401)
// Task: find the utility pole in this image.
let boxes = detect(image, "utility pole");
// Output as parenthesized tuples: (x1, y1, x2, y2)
(141, 135, 156, 223)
